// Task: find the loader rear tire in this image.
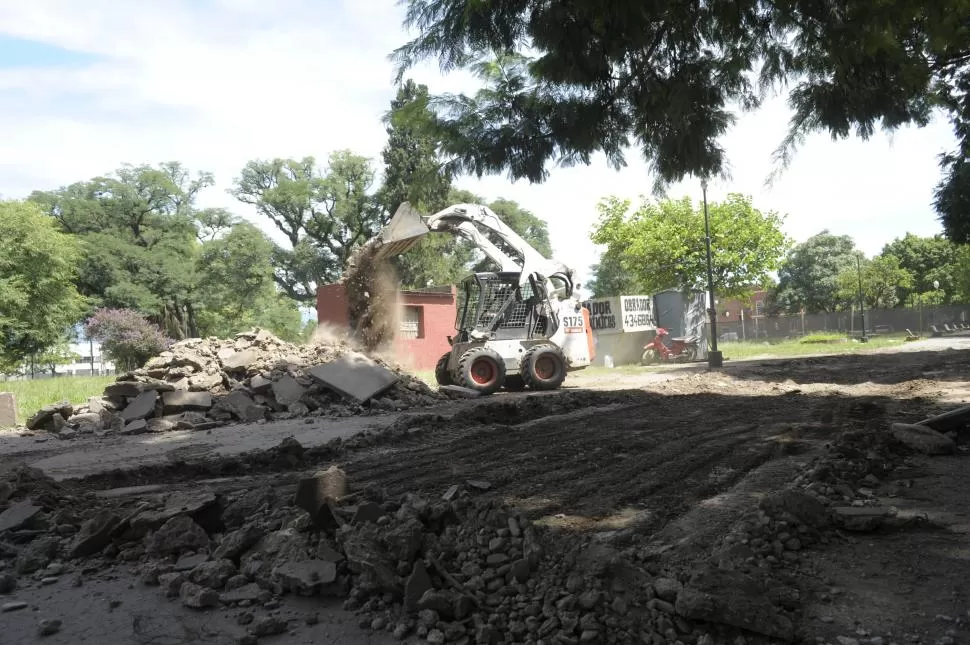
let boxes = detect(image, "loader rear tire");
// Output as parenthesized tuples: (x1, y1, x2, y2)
(520, 344, 567, 391)
(434, 352, 453, 387)
(456, 347, 506, 395)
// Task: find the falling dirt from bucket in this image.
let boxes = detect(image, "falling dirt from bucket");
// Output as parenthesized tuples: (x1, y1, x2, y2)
(342, 238, 401, 353)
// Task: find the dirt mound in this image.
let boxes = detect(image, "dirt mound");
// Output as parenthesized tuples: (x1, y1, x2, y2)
(342, 238, 400, 353)
(24, 328, 443, 437)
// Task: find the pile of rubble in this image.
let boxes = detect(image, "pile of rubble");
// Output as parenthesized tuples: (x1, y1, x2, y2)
(24, 328, 444, 437)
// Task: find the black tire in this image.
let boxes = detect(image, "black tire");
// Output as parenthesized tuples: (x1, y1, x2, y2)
(504, 375, 526, 392)
(434, 352, 453, 386)
(641, 348, 659, 365)
(456, 347, 506, 395)
(520, 344, 567, 391)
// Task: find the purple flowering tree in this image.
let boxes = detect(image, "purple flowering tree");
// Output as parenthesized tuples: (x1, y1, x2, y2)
(85, 308, 172, 372)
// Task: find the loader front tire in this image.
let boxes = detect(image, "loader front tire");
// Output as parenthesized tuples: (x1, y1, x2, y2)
(520, 344, 567, 391)
(434, 352, 453, 387)
(456, 347, 506, 395)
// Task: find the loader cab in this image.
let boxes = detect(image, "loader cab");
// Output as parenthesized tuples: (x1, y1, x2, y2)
(455, 272, 555, 341)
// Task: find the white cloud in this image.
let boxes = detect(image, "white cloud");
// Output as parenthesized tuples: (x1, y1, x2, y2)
(0, 0, 956, 286)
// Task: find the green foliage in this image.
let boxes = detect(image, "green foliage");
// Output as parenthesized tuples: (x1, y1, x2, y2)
(799, 333, 846, 345)
(85, 308, 172, 372)
(29, 162, 209, 338)
(590, 193, 789, 299)
(880, 233, 960, 304)
(837, 254, 914, 310)
(34, 341, 82, 377)
(773, 232, 859, 313)
(473, 198, 553, 271)
(585, 250, 645, 298)
(231, 152, 383, 301)
(0, 200, 87, 367)
(955, 245, 970, 303)
(194, 223, 305, 341)
(393, 0, 970, 240)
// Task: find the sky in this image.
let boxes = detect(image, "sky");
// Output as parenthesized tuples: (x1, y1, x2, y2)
(0, 0, 957, 292)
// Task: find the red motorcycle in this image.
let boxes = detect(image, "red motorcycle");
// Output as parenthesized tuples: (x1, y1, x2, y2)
(641, 327, 699, 364)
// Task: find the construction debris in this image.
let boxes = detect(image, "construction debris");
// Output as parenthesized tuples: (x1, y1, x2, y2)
(21, 329, 442, 436)
(342, 238, 401, 353)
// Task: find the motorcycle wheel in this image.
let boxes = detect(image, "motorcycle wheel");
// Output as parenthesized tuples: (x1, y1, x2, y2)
(641, 348, 659, 365)
(683, 346, 698, 362)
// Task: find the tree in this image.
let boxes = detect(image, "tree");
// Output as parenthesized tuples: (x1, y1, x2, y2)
(880, 233, 960, 304)
(773, 232, 859, 313)
(837, 253, 914, 310)
(195, 223, 305, 341)
(586, 250, 645, 298)
(0, 200, 87, 368)
(392, 0, 970, 240)
(231, 152, 382, 302)
(590, 193, 789, 299)
(85, 308, 172, 372)
(472, 197, 553, 272)
(35, 340, 81, 378)
(29, 162, 209, 338)
(956, 245, 970, 303)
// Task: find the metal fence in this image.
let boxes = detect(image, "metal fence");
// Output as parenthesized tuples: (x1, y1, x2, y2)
(714, 304, 970, 341)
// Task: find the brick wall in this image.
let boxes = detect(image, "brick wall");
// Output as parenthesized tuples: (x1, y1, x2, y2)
(316, 284, 457, 372)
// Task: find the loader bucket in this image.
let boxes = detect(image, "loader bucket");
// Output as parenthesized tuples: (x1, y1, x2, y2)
(372, 201, 431, 261)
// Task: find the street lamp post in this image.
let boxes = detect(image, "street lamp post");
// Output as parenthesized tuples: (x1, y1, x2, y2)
(856, 254, 868, 342)
(701, 179, 723, 368)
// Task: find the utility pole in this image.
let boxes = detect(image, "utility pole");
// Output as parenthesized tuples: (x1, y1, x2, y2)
(701, 179, 723, 367)
(856, 254, 868, 342)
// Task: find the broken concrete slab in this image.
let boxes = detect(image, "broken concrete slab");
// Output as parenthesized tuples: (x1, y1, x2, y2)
(121, 390, 159, 422)
(832, 506, 890, 532)
(220, 349, 259, 371)
(217, 391, 266, 422)
(891, 422, 956, 455)
(0, 392, 16, 428)
(220, 582, 263, 604)
(188, 372, 223, 391)
(272, 560, 338, 595)
(675, 566, 794, 641)
(161, 391, 213, 414)
(249, 374, 272, 393)
(26, 401, 73, 431)
(294, 466, 348, 530)
(122, 419, 149, 435)
(272, 374, 306, 407)
(439, 385, 481, 398)
(309, 352, 399, 402)
(916, 405, 970, 433)
(0, 500, 42, 533)
(70, 510, 122, 557)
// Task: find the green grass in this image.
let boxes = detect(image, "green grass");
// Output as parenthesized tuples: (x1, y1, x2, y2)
(798, 332, 848, 344)
(0, 375, 115, 425)
(718, 332, 907, 360)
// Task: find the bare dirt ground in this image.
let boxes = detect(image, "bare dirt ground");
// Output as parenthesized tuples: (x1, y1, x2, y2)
(1, 335, 969, 645)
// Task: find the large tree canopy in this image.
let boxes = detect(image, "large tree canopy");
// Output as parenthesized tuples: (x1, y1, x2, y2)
(772, 231, 859, 313)
(393, 0, 970, 240)
(590, 193, 790, 299)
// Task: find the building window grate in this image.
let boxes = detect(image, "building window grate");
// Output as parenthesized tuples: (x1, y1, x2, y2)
(400, 306, 424, 339)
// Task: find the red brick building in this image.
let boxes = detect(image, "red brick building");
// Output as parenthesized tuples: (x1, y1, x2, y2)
(316, 284, 457, 371)
(714, 289, 769, 340)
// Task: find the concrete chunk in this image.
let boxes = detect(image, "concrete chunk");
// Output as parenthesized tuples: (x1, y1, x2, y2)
(308, 352, 399, 402)
(0, 392, 16, 428)
(0, 500, 42, 533)
(891, 422, 955, 455)
(439, 385, 481, 398)
(162, 391, 213, 414)
(272, 374, 306, 407)
(121, 390, 159, 422)
(220, 349, 259, 371)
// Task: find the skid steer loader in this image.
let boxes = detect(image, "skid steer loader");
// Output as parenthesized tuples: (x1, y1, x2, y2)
(369, 202, 594, 394)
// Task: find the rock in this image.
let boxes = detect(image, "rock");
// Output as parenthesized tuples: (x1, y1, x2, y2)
(175, 553, 210, 572)
(675, 566, 794, 641)
(68, 412, 103, 433)
(758, 489, 830, 528)
(158, 573, 186, 598)
(37, 618, 62, 636)
(16, 536, 59, 574)
(271, 559, 338, 595)
(427, 629, 446, 644)
(189, 559, 237, 589)
(404, 561, 433, 612)
(220, 349, 259, 371)
(223, 487, 276, 530)
(214, 525, 264, 561)
(653, 577, 682, 601)
(180, 582, 219, 608)
(832, 506, 890, 532)
(466, 480, 492, 492)
(70, 510, 122, 557)
(294, 466, 347, 529)
(249, 374, 272, 392)
(162, 391, 213, 414)
(511, 558, 531, 582)
(218, 391, 267, 422)
(147, 515, 209, 556)
(0, 499, 42, 533)
(0, 572, 15, 594)
(2, 601, 28, 612)
(0, 391, 17, 428)
(220, 583, 263, 604)
(188, 372, 223, 391)
(121, 390, 159, 422)
(352, 502, 384, 525)
(251, 616, 288, 637)
(26, 401, 73, 430)
(342, 530, 401, 594)
(891, 423, 956, 455)
(272, 375, 306, 407)
(122, 419, 148, 435)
